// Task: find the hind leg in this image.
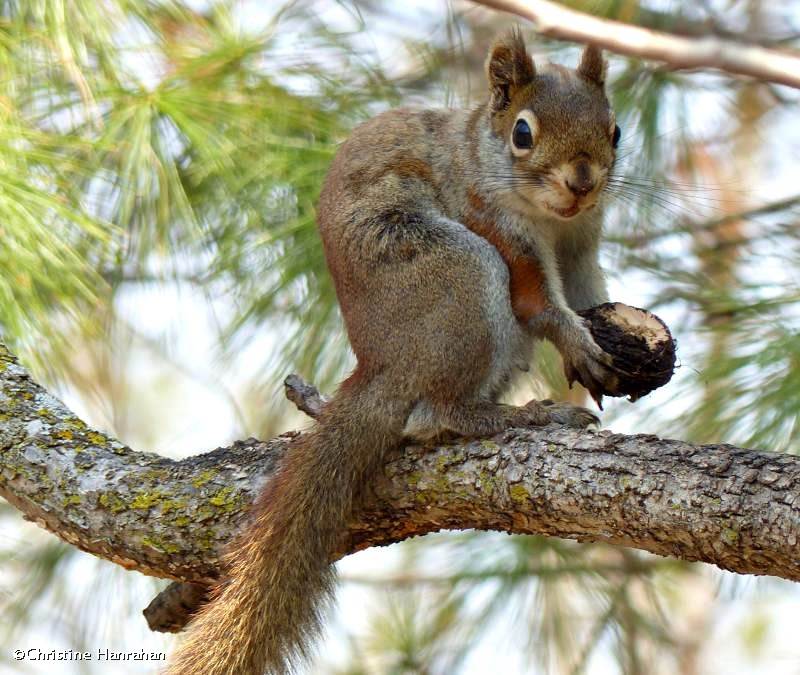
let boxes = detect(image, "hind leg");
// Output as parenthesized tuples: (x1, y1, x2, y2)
(335, 209, 598, 442)
(403, 398, 598, 443)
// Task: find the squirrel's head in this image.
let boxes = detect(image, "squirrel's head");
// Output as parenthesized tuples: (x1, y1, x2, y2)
(485, 30, 618, 221)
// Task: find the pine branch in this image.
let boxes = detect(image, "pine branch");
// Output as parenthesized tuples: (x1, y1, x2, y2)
(472, 0, 800, 89)
(1, 341, 799, 633)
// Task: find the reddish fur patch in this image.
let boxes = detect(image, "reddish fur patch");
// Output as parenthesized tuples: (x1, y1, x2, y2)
(347, 155, 438, 199)
(465, 189, 548, 323)
(339, 363, 369, 391)
(390, 157, 434, 182)
(365, 156, 435, 187)
(507, 258, 548, 321)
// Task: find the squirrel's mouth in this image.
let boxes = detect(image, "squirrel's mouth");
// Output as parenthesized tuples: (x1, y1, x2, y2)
(546, 201, 581, 219)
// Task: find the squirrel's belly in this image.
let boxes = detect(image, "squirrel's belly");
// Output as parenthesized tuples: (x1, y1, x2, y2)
(479, 313, 530, 400)
(400, 222, 530, 442)
(471, 232, 530, 400)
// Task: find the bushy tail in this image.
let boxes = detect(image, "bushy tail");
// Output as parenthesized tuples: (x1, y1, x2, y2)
(166, 379, 406, 675)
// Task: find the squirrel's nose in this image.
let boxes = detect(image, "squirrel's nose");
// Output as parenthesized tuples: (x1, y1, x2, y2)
(567, 160, 595, 197)
(566, 179, 595, 197)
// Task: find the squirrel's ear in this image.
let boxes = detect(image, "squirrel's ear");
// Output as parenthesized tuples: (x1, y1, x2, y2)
(577, 44, 607, 87)
(486, 28, 535, 112)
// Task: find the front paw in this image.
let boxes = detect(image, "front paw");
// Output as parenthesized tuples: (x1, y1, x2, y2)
(562, 327, 620, 407)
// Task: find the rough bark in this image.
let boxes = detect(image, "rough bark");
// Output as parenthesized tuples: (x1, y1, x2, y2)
(2, 341, 800, 613)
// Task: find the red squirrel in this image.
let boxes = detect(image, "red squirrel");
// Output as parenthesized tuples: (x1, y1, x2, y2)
(167, 30, 619, 675)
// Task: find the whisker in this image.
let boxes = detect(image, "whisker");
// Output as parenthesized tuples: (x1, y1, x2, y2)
(605, 186, 712, 219)
(607, 177, 748, 197)
(605, 181, 737, 206)
(607, 185, 700, 212)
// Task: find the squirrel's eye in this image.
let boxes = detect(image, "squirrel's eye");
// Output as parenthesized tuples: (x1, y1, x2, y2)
(512, 119, 534, 150)
(612, 124, 621, 149)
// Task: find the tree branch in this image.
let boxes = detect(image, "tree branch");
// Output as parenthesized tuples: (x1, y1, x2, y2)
(472, 0, 800, 89)
(1, 342, 800, 630)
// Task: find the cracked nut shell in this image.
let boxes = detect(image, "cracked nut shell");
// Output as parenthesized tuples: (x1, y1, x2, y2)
(577, 302, 676, 401)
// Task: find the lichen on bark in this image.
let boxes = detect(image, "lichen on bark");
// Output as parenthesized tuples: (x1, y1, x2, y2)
(1, 340, 800, 592)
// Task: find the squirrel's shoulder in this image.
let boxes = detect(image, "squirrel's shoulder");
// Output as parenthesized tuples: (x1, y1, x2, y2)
(341, 106, 482, 158)
(322, 106, 473, 199)
(349, 106, 455, 140)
